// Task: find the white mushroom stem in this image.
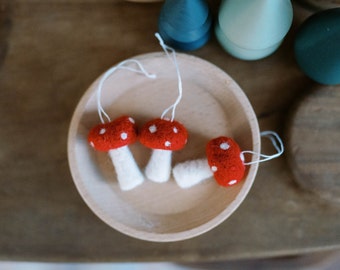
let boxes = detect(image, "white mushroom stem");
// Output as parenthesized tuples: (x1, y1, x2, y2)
(108, 146, 144, 191)
(172, 158, 213, 188)
(145, 149, 172, 183)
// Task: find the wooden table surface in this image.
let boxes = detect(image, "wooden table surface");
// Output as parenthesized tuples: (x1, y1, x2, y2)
(0, 0, 339, 262)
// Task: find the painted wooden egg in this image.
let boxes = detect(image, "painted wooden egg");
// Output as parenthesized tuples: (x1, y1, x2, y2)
(294, 8, 340, 85)
(215, 0, 293, 60)
(158, 0, 212, 51)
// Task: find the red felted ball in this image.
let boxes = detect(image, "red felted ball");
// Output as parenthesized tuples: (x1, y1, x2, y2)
(88, 115, 138, 152)
(206, 136, 245, 187)
(139, 118, 188, 150)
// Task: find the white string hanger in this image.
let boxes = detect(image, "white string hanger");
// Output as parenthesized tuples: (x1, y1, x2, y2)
(96, 59, 156, 124)
(155, 32, 183, 122)
(241, 131, 284, 165)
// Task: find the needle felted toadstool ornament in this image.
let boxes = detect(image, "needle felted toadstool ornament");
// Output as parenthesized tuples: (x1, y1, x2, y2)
(139, 118, 188, 182)
(139, 33, 188, 183)
(88, 116, 144, 191)
(173, 136, 244, 188)
(173, 131, 284, 188)
(88, 59, 156, 190)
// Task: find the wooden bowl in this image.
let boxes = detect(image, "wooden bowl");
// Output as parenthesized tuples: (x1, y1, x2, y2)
(67, 52, 260, 242)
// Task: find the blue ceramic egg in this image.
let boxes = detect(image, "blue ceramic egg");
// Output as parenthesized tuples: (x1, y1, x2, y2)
(294, 8, 340, 85)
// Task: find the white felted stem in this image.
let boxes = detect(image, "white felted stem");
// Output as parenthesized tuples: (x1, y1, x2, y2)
(145, 149, 172, 183)
(173, 158, 213, 188)
(108, 146, 144, 191)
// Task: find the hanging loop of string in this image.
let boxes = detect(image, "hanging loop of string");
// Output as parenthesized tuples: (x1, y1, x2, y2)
(155, 32, 183, 122)
(241, 131, 284, 165)
(96, 59, 156, 124)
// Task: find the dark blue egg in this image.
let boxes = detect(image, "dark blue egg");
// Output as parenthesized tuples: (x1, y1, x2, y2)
(294, 8, 340, 85)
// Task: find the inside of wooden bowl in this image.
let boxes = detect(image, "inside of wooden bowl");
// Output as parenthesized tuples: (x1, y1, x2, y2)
(68, 53, 260, 242)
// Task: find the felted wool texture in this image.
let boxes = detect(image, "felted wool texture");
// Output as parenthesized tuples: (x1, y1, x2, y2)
(108, 145, 144, 191)
(206, 136, 245, 187)
(88, 115, 137, 152)
(173, 158, 213, 188)
(145, 149, 172, 183)
(139, 118, 188, 150)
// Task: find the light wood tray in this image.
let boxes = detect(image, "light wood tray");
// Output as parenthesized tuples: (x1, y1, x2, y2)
(67, 52, 260, 242)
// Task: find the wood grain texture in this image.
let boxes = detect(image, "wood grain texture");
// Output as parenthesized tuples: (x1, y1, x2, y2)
(0, 0, 340, 262)
(286, 87, 340, 203)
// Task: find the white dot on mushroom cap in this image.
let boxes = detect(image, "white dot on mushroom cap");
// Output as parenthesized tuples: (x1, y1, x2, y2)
(173, 127, 178, 133)
(99, 128, 106, 135)
(128, 117, 135, 124)
(240, 153, 245, 162)
(220, 142, 230, 150)
(149, 124, 157, 133)
(228, 179, 237, 186)
(120, 132, 128, 140)
(165, 141, 171, 147)
(90, 141, 95, 148)
(211, 166, 217, 172)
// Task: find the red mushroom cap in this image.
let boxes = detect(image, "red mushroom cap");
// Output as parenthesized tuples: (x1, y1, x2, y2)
(88, 115, 138, 152)
(139, 118, 188, 151)
(206, 136, 245, 187)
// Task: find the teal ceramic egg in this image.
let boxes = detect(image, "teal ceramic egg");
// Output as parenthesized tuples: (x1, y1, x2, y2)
(294, 8, 340, 85)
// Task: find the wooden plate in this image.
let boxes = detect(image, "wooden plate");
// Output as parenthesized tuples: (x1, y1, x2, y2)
(67, 52, 260, 242)
(286, 86, 340, 204)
